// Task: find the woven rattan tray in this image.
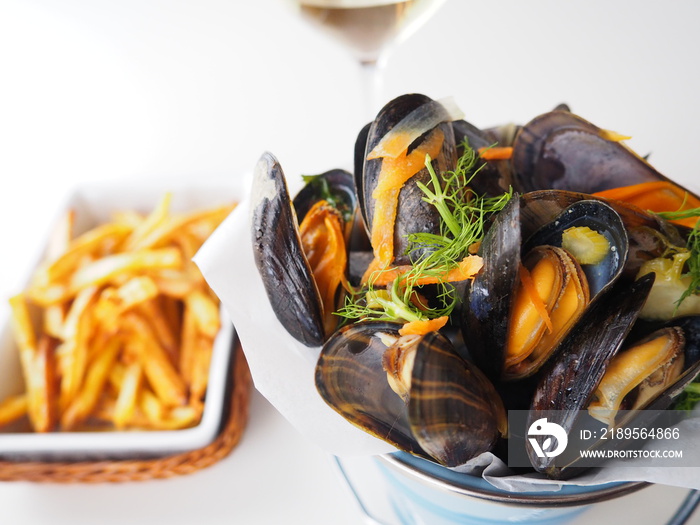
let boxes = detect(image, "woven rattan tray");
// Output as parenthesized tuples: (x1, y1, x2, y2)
(0, 340, 251, 483)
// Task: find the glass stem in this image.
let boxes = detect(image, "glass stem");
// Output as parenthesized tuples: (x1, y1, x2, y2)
(358, 58, 384, 121)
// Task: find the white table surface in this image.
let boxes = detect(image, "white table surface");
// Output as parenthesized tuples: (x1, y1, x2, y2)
(1, 1, 700, 523)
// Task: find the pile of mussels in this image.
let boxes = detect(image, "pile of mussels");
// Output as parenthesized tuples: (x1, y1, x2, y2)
(250, 93, 700, 479)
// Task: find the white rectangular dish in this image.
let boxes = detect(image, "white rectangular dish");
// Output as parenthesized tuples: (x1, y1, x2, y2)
(0, 180, 240, 461)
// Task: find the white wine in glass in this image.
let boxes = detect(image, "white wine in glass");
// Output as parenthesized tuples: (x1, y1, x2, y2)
(291, 0, 447, 117)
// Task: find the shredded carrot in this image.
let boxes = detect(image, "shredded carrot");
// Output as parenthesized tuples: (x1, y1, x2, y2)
(478, 146, 513, 161)
(370, 128, 444, 266)
(518, 264, 553, 333)
(408, 290, 430, 312)
(594, 181, 700, 228)
(399, 316, 449, 336)
(363, 256, 483, 287)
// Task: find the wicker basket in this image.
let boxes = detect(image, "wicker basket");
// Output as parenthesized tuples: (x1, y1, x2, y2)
(0, 341, 252, 483)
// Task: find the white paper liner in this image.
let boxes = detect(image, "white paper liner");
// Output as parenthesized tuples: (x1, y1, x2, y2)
(194, 173, 700, 493)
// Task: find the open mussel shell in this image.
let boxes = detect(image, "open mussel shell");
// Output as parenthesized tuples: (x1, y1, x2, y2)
(622, 315, 700, 413)
(520, 189, 686, 279)
(292, 167, 369, 253)
(523, 199, 628, 299)
(463, 194, 630, 382)
(527, 274, 655, 479)
(250, 152, 325, 347)
(315, 321, 506, 467)
(361, 93, 457, 264)
(292, 168, 355, 229)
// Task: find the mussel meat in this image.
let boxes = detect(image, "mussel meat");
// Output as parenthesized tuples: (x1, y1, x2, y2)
(251, 153, 354, 346)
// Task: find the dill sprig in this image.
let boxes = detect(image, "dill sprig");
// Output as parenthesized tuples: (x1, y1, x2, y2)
(676, 225, 700, 307)
(656, 207, 700, 221)
(336, 140, 512, 324)
(654, 209, 700, 308)
(338, 278, 424, 324)
(407, 152, 512, 276)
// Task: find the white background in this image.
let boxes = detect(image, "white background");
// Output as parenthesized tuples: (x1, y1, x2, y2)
(1, 0, 700, 523)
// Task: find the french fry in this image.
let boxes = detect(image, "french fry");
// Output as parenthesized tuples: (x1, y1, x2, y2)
(139, 388, 164, 426)
(122, 192, 172, 251)
(179, 303, 198, 384)
(152, 269, 201, 299)
(43, 223, 133, 284)
(128, 204, 235, 251)
(158, 405, 200, 430)
(93, 276, 161, 333)
(137, 299, 178, 364)
(185, 205, 235, 244)
(111, 209, 144, 229)
(185, 289, 220, 339)
(137, 390, 199, 430)
(172, 230, 200, 261)
(112, 360, 142, 429)
(25, 283, 68, 307)
(189, 335, 213, 402)
(9, 296, 58, 432)
(61, 337, 120, 430)
(69, 248, 182, 296)
(58, 285, 99, 409)
(159, 295, 183, 347)
(124, 314, 186, 407)
(9, 295, 58, 433)
(0, 394, 28, 428)
(43, 303, 66, 340)
(8, 294, 37, 354)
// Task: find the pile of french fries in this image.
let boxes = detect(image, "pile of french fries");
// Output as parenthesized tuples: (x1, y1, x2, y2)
(0, 193, 235, 433)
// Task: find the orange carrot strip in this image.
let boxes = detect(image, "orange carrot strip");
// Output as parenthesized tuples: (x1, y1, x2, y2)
(370, 128, 444, 266)
(518, 264, 553, 333)
(594, 181, 700, 228)
(478, 146, 513, 161)
(399, 316, 449, 336)
(365, 256, 484, 287)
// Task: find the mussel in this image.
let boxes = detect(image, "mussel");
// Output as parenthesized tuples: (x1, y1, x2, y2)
(511, 110, 700, 223)
(527, 278, 700, 479)
(359, 94, 459, 266)
(463, 193, 629, 381)
(315, 321, 507, 467)
(251, 153, 355, 347)
(512, 110, 663, 194)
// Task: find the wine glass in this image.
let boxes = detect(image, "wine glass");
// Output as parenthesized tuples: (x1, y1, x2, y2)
(289, 0, 448, 118)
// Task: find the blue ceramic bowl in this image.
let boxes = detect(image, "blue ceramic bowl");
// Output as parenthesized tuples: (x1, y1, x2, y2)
(374, 452, 647, 525)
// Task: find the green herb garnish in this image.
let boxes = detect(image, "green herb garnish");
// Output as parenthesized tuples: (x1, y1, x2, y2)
(337, 140, 512, 324)
(300, 173, 353, 224)
(656, 207, 700, 221)
(654, 209, 700, 411)
(673, 382, 700, 412)
(654, 209, 700, 308)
